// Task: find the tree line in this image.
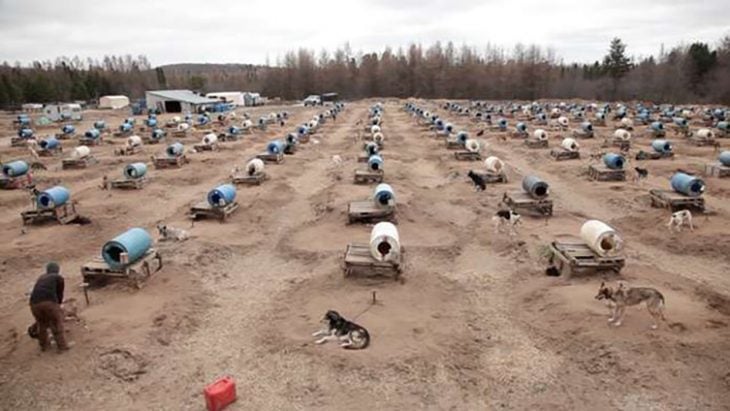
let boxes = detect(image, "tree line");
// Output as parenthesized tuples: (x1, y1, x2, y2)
(1, 37, 728, 109)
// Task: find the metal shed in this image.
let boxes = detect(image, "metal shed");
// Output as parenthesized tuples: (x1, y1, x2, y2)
(145, 90, 219, 113)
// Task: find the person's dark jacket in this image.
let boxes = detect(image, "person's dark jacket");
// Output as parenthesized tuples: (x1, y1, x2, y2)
(29, 273, 64, 305)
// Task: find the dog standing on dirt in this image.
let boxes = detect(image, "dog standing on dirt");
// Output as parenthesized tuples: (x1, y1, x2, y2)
(312, 310, 370, 349)
(156, 224, 189, 241)
(595, 282, 667, 329)
(467, 170, 486, 191)
(492, 209, 521, 235)
(667, 209, 693, 232)
(634, 166, 648, 184)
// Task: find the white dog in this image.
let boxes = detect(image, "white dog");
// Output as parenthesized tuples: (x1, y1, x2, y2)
(667, 210, 693, 232)
(331, 155, 343, 166)
(156, 224, 189, 241)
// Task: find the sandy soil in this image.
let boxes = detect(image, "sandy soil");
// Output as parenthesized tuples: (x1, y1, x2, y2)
(0, 100, 729, 410)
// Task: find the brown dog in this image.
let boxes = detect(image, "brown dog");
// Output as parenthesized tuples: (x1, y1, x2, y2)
(595, 282, 667, 329)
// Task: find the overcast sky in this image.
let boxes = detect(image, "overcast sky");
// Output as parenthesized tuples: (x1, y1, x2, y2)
(0, 0, 727, 67)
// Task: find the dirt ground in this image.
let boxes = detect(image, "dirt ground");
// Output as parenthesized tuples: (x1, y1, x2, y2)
(1, 100, 729, 410)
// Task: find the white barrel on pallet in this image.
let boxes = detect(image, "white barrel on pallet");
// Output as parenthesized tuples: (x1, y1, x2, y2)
(484, 156, 504, 173)
(613, 129, 631, 141)
(534, 129, 548, 140)
(246, 158, 264, 175)
(561, 138, 579, 152)
(177, 123, 190, 131)
(373, 132, 384, 144)
(558, 116, 568, 127)
(371, 125, 381, 135)
(127, 135, 142, 148)
(202, 133, 218, 145)
(580, 220, 623, 257)
(71, 145, 91, 159)
(620, 118, 633, 128)
(370, 222, 400, 262)
(697, 128, 714, 139)
(464, 139, 480, 153)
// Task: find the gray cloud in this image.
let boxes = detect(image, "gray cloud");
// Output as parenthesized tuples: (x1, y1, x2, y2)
(0, 0, 727, 66)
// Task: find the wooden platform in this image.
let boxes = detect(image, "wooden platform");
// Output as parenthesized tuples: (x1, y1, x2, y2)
(525, 139, 548, 148)
(171, 130, 190, 138)
(10, 137, 31, 147)
(231, 172, 267, 185)
(649, 189, 705, 212)
(21, 202, 79, 225)
(142, 137, 164, 145)
(454, 151, 482, 161)
(571, 130, 594, 139)
(472, 170, 508, 183)
(153, 155, 188, 169)
(114, 145, 143, 156)
(705, 162, 730, 178)
(445, 139, 463, 149)
(0, 174, 33, 190)
(611, 139, 631, 150)
(503, 191, 553, 216)
(81, 249, 163, 289)
(347, 201, 395, 224)
(298, 135, 310, 144)
(357, 153, 370, 163)
(113, 131, 133, 138)
(549, 241, 625, 278)
(104, 176, 146, 190)
(353, 169, 384, 184)
(588, 164, 626, 181)
(343, 243, 402, 280)
(189, 201, 239, 222)
(687, 136, 715, 147)
(550, 148, 580, 161)
(635, 150, 673, 160)
(219, 134, 241, 142)
(62, 156, 97, 169)
(256, 152, 284, 164)
(193, 143, 219, 152)
(38, 148, 62, 157)
(78, 137, 102, 146)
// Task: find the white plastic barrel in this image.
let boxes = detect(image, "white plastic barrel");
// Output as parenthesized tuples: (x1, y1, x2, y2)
(484, 156, 504, 173)
(242, 120, 253, 129)
(580, 220, 623, 257)
(620, 118, 633, 128)
(561, 138, 579, 152)
(177, 123, 190, 131)
(614, 129, 631, 141)
(171, 115, 181, 124)
(203, 133, 218, 145)
(127, 135, 142, 147)
(371, 125, 381, 135)
(534, 129, 548, 140)
(558, 116, 568, 127)
(246, 158, 264, 175)
(697, 128, 714, 139)
(465, 139, 480, 153)
(71, 145, 91, 159)
(370, 222, 401, 262)
(373, 132, 384, 144)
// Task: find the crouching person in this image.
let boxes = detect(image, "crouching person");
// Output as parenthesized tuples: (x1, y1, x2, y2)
(29, 262, 69, 352)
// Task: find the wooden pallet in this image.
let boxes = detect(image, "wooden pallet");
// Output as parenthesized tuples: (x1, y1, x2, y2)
(56, 133, 75, 140)
(549, 241, 625, 278)
(81, 249, 163, 289)
(21, 202, 79, 225)
(104, 176, 146, 190)
(0, 174, 33, 190)
(472, 170, 508, 183)
(705, 162, 730, 178)
(62, 156, 97, 170)
(611, 139, 631, 149)
(113, 131, 134, 138)
(687, 137, 715, 147)
(550, 148, 580, 161)
(357, 153, 371, 163)
(635, 150, 673, 160)
(114, 145, 143, 156)
(38, 148, 62, 157)
(298, 135, 310, 144)
(78, 137, 103, 146)
(445, 139, 463, 149)
(193, 143, 219, 152)
(571, 130, 594, 139)
(588, 164, 626, 181)
(231, 172, 267, 185)
(142, 137, 164, 145)
(503, 191, 553, 216)
(525, 139, 548, 148)
(189, 201, 239, 222)
(256, 152, 284, 164)
(219, 134, 241, 142)
(454, 151, 482, 161)
(343, 243, 402, 280)
(153, 155, 188, 169)
(170, 130, 190, 138)
(649, 189, 705, 212)
(347, 201, 395, 224)
(353, 169, 384, 184)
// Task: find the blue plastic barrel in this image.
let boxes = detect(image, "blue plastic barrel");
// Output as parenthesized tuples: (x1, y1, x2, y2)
(603, 153, 625, 170)
(713, 109, 726, 121)
(456, 131, 469, 144)
(198, 115, 209, 125)
(40, 137, 60, 150)
(435, 119, 444, 128)
(151, 128, 165, 140)
(719, 151, 730, 167)
(522, 175, 549, 199)
(297, 125, 309, 136)
(581, 122, 593, 132)
(207, 184, 236, 207)
(124, 163, 147, 180)
(18, 128, 34, 139)
(148, 113, 157, 119)
(84, 129, 101, 139)
(94, 120, 106, 130)
(36, 186, 70, 209)
(145, 118, 158, 127)
(596, 112, 605, 120)
(445, 124, 454, 133)
(102, 228, 153, 269)
(650, 122, 664, 132)
(516, 122, 527, 132)
(119, 122, 133, 133)
(368, 154, 384, 171)
(166, 142, 184, 157)
(2, 160, 29, 177)
(498, 119, 508, 130)
(286, 133, 298, 145)
(62, 124, 75, 134)
(374, 183, 395, 206)
(537, 113, 546, 121)
(651, 139, 672, 153)
(228, 126, 240, 135)
(672, 117, 688, 127)
(670, 172, 705, 197)
(124, 117, 135, 125)
(718, 121, 729, 131)
(267, 140, 285, 154)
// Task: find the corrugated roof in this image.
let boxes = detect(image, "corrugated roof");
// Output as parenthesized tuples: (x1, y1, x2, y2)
(146, 90, 219, 105)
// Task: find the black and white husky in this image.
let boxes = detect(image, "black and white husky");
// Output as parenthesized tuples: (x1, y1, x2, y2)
(312, 310, 370, 350)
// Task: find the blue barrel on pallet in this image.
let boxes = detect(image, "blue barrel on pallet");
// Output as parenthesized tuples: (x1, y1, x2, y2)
(17, 115, 30, 126)
(267, 140, 285, 154)
(119, 122, 133, 133)
(651, 139, 672, 154)
(456, 131, 469, 144)
(18, 128, 34, 139)
(536, 113, 546, 121)
(581, 122, 593, 132)
(228, 126, 240, 135)
(124, 163, 147, 180)
(286, 133, 298, 145)
(94, 120, 106, 130)
(124, 117, 135, 125)
(166, 142, 184, 158)
(39, 137, 60, 150)
(84, 129, 101, 139)
(151, 128, 166, 141)
(36, 186, 70, 209)
(713, 109, 726, 121)
(198, 115, 209, 125)
(596, 112, 605, 120)
(516, 122, 527, 132)
(718, 121, 729, 131)
(102, 228, 153, 269)
(671, 172, 705, 197)
(522, 175, 549, 199)
(374, 183, 395, 206)
(435, 119, 444, 130)
(498, 118, 508, 130)
(719, 151, 730, 167)
(207, 184, 236, 208)
(603, 153, 625, 170)
(672, 117, 688, 127)
(297, 125, 309, 136)
(650, 121, 664, 132)
(365, 141, 379, 156)
(2, 160, 29, 177)
(145, 117, 158, 127)
(62, 124, 75, 135)
(368, 154, 383, 172)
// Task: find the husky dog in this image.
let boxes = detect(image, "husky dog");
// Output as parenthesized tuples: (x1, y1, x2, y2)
(312, 310, 370, 350)
(156, 224, 189, 241)
(634, 166, 648, 183)
(595, 282, 667, 329)
(667, 210, 693, 232)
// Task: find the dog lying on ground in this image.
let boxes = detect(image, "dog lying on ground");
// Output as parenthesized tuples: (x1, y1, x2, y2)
(667, 209, 693, 232)
(312, 310, 370, 349)
(595, 281, 667, 329)
(492, 209, 521, 235)
(156, 224, 189, 241)
(634, 166, 648, 183)
(467, 170, 486, 191)
(331, 155, 343, 167)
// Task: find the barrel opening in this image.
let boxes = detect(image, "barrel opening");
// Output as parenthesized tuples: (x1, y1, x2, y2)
(38, 195, 52, 208)
(376, 193, 391, 206)
(210, 192, 223, 205)
(40, 141, 49, 149)
(370, 162, 380, 171)
(690, 182, 704, 194)
(600, 237, 615, 252)
(615, 158, 624, 168)
(105, 244, 125, 264)
(534, 186, 547, 197)
(377, 241, 392, 257)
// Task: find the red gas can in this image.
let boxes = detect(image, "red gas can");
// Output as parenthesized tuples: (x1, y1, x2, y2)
(204, 376, 237, 411)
